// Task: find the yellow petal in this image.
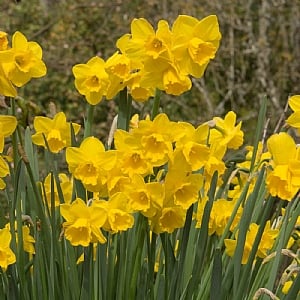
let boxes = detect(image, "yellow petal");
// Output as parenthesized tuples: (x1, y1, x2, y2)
(267, 132, 296, 165)
(288, 95, 300, 112)
(194, 15, 221, 42)
(286, 111, 300, 128)
(12, 31, 28, 50)
(0, 115, 17, 137)
(131, 18, 155, 39)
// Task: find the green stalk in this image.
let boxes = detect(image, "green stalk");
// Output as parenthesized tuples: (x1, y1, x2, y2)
(147, 230, 157, 300)
(172, 204, 194, 298)
(249, 97, 267, 173)
(116, 232, 128, 299)
(210, 248, 222, 300)
(129, 214, 147, 299)
(49, 172, 56, 300)
(117, 87, 132, 131)
(84, 104, 95, 138)
(80, 244, 94, 300)
(10, 98, 19, 172)
(233, 167, 266, 296)
(185, 171, 218, 299)
(107, 234, 118, 300)
(151, 89, 162, 120)
(235, 194, 276, 299)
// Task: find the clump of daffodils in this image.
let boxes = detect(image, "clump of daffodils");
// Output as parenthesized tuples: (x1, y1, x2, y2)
(72, 15, 221, 104)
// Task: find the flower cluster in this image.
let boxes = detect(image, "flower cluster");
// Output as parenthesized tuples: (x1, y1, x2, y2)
(63, 110, 243, 239)
(72, 15, 221, 104)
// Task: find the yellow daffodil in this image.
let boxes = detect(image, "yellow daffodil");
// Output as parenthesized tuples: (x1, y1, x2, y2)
(224, 222, 278, 264)
(175, 122, 210, 171)
(60, 198, 107, 246)
(72, 56, 110, 105)
(171, 15, 221, 77)
(266, 132, 300, 200)
(164, 151, 203, 210)
(202, 142, 226, 192)
(158, 206, 187, 233)
(0, 115, 17, 153)
(162, 67, 192, 95)
(105, 51, 132, 99)
(130, 113, 175, 166)
(0, 31, 46, 87)
(114, 130, 153, 176)
(117, 18, 193, 96)
(125, 174, 165, 217)
(0, 226, 16, 270)
(117, 18, 172, 62)
(149, 203, 186, 234)
(32, 112, 81, 153)
(93, 192, 134, 233)
(209, 111, 244, 149)
(66, 136, 117, 192)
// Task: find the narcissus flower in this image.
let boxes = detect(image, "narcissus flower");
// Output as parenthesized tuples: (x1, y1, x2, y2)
(266, 132, 300, 200)
(0, 31, 46, 87)
(209, 111, 244, 149)
(130, 113, 175, 166)
(73, 56, 110, 105)
(126, 174, 165, 217)
(0, 226, 16, 270)
(0, 115, 17, 153)
(171, 15, 221, 77)
(32, 112, 81, 153)
(114, 130, 153, 176)
(224, 222, 278, 264)
(66, 136, 117, 192)
(60, 198, 107, 246)
(93, 192, 134, 233)
(175, 122, 210, 171)
(117, 18, 172, 62)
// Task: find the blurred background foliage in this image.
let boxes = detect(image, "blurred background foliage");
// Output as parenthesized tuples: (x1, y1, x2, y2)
(1, 0, 300, 142)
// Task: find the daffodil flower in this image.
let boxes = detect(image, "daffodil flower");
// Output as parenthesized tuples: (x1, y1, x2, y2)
(0, 31, 46, 87)
(73, 56, 110, 105)
(32, 112, 80, 153)
(60, 198, 107, 246)
(266, 132, 300, 200)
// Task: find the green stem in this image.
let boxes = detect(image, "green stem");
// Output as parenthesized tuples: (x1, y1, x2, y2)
(84, 104, 95, 138)
(151, 89, 162, 120)
(10, 98, 19, 178)
(117, 87, 132, 131)
(129, 214, 147, 299)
